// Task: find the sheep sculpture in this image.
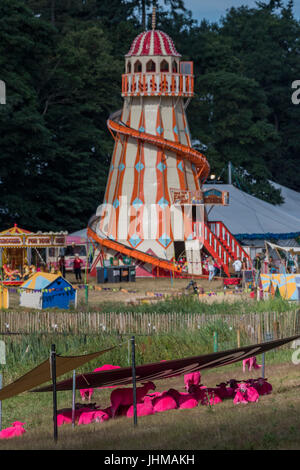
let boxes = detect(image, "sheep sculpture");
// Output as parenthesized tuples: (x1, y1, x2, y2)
(110, 381, 156, 418)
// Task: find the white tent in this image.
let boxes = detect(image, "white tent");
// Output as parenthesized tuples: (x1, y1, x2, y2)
(270, 181, 300, 220)
(204, 183, 300, 238)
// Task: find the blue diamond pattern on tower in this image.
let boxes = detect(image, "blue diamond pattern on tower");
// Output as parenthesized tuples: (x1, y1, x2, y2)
(177, 161, 184, 172)
(156, 126, 163, 135)
(119, 163, 125, 172)
(113, 199, 119, 209)
(158, 197, 169, 209)
(132, 198, 143, 210)
(173, 125, 178, 135)
(129, 233, 142, 248)
(135, 162, 144, 172)
(139, 126, 145, 133)
(157, 162, 166, 172)
(158, 233, 171, 248)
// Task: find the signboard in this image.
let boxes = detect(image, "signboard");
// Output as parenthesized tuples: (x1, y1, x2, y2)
(53, 236, 66, 246)
(203, 188, 229, 206)
(25, 236, 51, 246)
(170, 188, 204, 205)
(0, 234, 66, 248)
(0, 237, 22, 247)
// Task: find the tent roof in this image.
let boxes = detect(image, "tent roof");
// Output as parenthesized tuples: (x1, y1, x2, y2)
(270, 181, 300, 219)
(204, 184, 300, 238)
(67, 228, 88, 244)
(21, 273, 72, 290)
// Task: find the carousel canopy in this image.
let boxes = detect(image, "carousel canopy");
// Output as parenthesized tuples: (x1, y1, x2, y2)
(0, 225, 67, 248)
(0, 224, 32, 235)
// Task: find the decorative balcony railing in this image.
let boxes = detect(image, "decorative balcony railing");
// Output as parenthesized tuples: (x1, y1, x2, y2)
(122, 72, 194, 97)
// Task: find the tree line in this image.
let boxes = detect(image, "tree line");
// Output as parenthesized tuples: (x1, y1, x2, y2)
(0, 0, 299, 232)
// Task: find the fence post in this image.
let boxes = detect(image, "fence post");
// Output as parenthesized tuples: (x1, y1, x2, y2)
(72, 370, 76, 429)
(237, 328, 241, 348)
(213, 331, 218, 352)
(131, 336, 138, 427)
(50, 344, 58, 443)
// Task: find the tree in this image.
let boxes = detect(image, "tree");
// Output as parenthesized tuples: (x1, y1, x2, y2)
(0, 0, 55, 230)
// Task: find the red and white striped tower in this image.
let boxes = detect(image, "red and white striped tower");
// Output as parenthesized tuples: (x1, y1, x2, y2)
(93, 12, 210, 275)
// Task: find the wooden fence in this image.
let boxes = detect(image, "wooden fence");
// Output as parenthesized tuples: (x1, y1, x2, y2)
(0, 310, 299, 343)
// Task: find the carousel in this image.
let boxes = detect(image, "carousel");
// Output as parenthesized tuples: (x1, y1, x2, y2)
(0, 224, 67, 285)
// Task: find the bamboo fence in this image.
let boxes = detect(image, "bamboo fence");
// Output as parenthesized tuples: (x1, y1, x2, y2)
(0, 310, 299, 343)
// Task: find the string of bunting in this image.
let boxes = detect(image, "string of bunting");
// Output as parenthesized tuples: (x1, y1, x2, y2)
(3, 285, 138, 294)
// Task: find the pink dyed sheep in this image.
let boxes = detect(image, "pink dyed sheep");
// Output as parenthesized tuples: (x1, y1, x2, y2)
(243, 356, 262, 372)
(254, 378, 272, 395)
(127, 396, 154, 417)
(93, 407, 111, 423)
(79, 388, 94, 402)
(78, 410, 96, 426)
(233, 382, 259, 405)
(184, 371, 201, 391)
(151, 390, 178, 413)
(0, 421, 26, 439)
(167, 389, 199, 409)
(110, 381, 156, 418)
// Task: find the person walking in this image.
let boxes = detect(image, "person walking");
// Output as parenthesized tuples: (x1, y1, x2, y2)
(73, 254, 83, 282)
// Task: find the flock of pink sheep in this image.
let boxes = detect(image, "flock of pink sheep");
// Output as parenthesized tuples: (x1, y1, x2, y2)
(0, 356, 272, 439)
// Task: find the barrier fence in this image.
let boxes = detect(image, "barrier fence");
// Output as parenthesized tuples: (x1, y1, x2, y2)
(0, 310, 299, 342)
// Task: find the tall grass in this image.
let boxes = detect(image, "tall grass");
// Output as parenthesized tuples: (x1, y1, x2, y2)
(87, 296, 295, 315)
(0, 315, 293, 383)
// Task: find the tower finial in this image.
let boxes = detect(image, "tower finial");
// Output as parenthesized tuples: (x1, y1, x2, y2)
(152, 4, 156, 30)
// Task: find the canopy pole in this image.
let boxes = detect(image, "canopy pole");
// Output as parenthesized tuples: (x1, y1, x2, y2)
(131, 336, 138, 427)
(50, 344, 58, 443)
(72, 370, 76, 429)
(0, 372, 2, 431)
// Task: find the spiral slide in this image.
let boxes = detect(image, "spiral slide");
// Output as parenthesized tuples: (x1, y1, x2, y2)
(88, 116, 233, 277)
(107, 117, 210, 182)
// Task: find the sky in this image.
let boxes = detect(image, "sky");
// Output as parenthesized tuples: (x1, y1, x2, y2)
(179, 0, 300, 23)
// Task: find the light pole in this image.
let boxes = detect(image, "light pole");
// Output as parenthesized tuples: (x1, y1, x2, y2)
(0, 80, 6, 105)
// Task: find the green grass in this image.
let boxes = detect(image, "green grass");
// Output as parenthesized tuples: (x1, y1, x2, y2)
(79, 296, 296, 314)
(0, 360, 299, 450)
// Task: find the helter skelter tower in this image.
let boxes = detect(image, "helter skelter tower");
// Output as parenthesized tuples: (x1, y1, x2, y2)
(89, 11, 247, 277)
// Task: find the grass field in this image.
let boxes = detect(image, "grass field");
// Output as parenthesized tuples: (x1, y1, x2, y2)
(0, 360, 299, 450)
(1, 283, 299, 450)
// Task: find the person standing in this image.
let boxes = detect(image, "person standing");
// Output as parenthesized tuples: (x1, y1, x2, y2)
(73, 254, 83, 282)
(253, 253, 262, 287)
(58, 255, 66, 278)
(208, 257, 215, 281)
(232, 258, 242, 277)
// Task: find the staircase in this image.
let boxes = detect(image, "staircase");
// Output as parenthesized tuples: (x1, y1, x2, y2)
(194, 221, 251, 277)
(194, 222, 231, 276)
(208, 221, 251, 266)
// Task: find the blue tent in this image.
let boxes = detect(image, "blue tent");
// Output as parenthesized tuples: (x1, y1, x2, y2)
(20, 273, 77, 310)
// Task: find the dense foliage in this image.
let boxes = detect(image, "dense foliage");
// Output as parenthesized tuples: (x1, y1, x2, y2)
(0, 0, 299, 231)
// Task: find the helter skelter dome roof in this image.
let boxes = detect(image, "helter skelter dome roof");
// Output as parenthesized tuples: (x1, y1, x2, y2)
(126, 30, 181, 57)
